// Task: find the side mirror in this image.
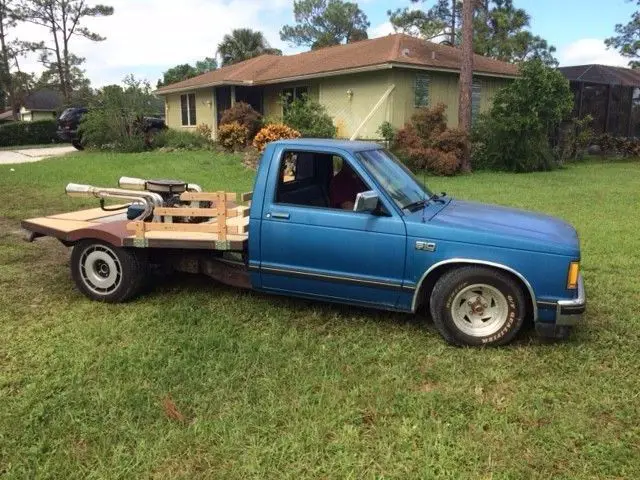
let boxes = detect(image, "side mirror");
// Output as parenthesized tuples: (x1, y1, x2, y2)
(353, 190, 379, 213)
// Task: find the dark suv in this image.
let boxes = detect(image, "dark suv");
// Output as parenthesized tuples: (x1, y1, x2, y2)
(57, 107, 166, 150)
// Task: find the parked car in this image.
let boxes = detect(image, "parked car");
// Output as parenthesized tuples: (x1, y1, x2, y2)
(21, 139, 585, 347)
(57, 107, 166, 150)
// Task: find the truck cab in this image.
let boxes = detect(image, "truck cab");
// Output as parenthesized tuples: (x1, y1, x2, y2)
(248, 140, 585, 346)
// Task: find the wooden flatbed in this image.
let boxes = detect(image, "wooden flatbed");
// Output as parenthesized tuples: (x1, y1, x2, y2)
(22, 191, 251, 251)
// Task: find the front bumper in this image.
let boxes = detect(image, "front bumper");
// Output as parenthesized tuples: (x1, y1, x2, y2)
(536, 274, 585, 339)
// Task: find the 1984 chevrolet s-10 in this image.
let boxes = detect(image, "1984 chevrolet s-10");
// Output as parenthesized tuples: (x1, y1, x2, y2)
(22, 139, 585, 347)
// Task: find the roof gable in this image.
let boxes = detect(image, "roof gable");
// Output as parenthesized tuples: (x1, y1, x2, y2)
(23, 89, 64, 111)
(559, 64, 640, 87)
(156, 34, 519, 94)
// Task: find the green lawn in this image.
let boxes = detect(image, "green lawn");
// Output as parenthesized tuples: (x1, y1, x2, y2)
(1, 151, 639, 479)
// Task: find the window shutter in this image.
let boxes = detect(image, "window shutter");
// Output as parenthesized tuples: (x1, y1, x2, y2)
(414, 74, 430, 107)
(188, 93, 196, 125)
(472, 79, 482, 123)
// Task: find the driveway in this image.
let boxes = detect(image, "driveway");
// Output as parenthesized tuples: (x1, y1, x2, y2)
(0, 145, 78, 165)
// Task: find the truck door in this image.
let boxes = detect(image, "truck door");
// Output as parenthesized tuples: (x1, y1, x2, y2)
(257, 147, 407, 309)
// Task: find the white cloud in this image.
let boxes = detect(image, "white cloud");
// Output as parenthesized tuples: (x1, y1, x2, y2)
(370, 21, 395, 38)
(9, 0, 293, 87)
(558, 38, 630, 68)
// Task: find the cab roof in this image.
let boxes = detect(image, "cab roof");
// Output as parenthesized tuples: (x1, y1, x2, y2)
(271, 138, 383, 153)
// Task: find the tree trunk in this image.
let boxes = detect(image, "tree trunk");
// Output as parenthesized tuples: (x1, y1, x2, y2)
(451, 0, 456, 45)
(458, 0, 474, 173)
(0, 1, 16, 118)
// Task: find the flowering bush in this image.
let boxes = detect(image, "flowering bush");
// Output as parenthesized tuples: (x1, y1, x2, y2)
(217, 121, 249, 151)
(253, 123, 301, 152)
(220, 102, 263, 139)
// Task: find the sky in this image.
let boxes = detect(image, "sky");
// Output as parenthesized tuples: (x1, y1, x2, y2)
(8, 0, 639, 88)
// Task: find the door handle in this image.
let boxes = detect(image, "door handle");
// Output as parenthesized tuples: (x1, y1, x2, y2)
(269, 211, 290, 220)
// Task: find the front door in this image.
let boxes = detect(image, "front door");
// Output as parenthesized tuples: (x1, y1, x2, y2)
(258, 147, 407, 309)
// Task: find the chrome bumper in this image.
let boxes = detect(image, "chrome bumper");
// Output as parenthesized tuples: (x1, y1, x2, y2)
(555, 274, 586, 326)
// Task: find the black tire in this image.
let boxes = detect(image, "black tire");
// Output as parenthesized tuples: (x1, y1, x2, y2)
(429, 266, 526, 347)
(71, 139, 84, 151)
(70, 240, 147, 303)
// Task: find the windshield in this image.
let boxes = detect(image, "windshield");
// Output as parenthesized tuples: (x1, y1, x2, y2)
(357, 149, 433, 210)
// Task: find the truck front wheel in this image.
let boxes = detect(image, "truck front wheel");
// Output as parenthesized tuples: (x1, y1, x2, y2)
(70, 240, 147, 303)
(429, 266, 526, 346)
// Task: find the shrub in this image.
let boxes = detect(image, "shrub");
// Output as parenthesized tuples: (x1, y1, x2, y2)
(219, 102, 262, 139)
(253, 123, 301, 152)
(594, 134, 640, 157)
(393, 103, 469, 175)
(377, 121, 396, 145)
(195, 123, 213, 138)
(80, 77, 163, 152)
(154, 129, 214, 150)
(0, 120, 60, 147)
(283, 96, 336, 138)
(472, 59, 574, 172)
(217, 121, 249, 151)
(554, 115, 594, 163)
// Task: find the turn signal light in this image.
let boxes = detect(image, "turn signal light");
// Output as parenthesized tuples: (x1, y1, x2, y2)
(567, 262, 580, 289)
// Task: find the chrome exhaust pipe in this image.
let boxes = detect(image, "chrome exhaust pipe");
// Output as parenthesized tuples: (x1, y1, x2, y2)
(65, 183, 164, 220)
(118, 176, 147, 191)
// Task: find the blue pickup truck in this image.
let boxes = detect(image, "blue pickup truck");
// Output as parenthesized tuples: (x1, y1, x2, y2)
(22, 139, 585, 346)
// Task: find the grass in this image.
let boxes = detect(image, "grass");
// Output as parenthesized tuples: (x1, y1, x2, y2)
(1, 151, 639, 479)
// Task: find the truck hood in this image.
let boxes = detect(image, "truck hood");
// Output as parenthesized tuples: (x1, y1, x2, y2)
(407, 199, 580, 256)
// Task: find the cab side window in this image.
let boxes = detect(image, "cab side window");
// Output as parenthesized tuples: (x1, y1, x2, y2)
(275, 150, 368, 210)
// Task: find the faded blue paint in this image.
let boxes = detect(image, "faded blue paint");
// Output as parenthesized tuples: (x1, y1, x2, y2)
(247, 139, 583, 330)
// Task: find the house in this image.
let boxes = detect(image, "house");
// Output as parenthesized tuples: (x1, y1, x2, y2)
(0, 108, 15, 124)
(20, 89, 63, 122)
(155, 34, 519, 140)
(559, 64, 640, 137)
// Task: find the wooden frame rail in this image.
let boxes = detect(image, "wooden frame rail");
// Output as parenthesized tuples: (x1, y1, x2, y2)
(126, 190, 249, 243)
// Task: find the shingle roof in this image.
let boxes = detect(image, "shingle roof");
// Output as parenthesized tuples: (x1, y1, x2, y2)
(559, 64, 640, 87)
(156, 34, 520, 94)
(23, 89, 63, 111)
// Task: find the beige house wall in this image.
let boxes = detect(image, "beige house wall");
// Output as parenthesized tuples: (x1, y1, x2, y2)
(263, 82, 320, 121)
(390, 68, 511, 129)
(160, 68, 513, 140)
(19, 108, 57, 122)
(164, 89, 215, 134)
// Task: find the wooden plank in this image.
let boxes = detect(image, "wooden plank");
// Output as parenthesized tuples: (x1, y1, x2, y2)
(128, 222, 219, 234)
(154, 206, 249, 218)
(126, 221, 246, 235)
(154, 207, 219, 217)
(180, 191, 237, 202)
(240, 191, 253, 202)
(216, 191, 227, 241)
(230, 206, 250, 218)
(136, 231, 247, 241)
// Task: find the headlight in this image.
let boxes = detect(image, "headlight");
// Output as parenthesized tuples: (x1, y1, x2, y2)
(567, 261, 580, 289)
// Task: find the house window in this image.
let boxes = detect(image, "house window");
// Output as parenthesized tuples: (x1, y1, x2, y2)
(472, 79, 482, 123)
(282, 86, 309, 111)
(414, 74, 430, 107)
(180, 93, 196, 126)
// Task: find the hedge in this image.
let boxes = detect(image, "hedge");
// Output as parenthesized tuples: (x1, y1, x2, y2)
(0, 120, 61, 147)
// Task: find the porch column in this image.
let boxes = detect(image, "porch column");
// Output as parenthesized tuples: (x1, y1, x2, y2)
(211, 87, 218, 140)
(230, 86, 236, 107)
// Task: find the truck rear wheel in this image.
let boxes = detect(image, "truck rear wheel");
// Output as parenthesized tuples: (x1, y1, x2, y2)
(70, 240, 147, 303)
(429, 266, 526, 347)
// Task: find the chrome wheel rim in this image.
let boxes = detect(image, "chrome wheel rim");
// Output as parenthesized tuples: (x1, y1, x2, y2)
(79, 245, 122, 295)
(450, 283, 509, 337)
